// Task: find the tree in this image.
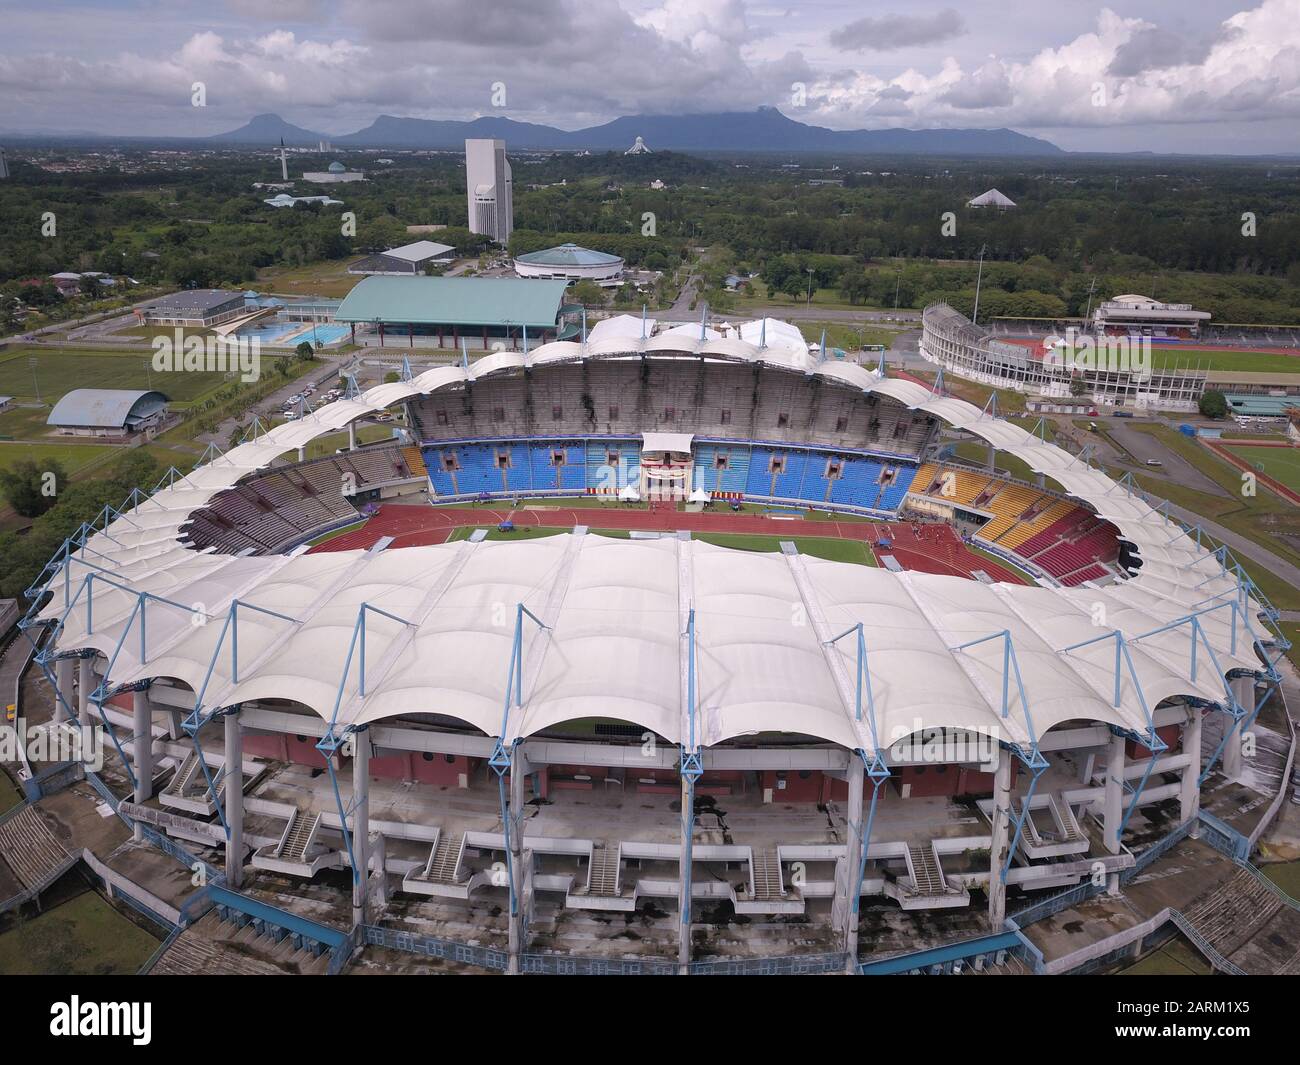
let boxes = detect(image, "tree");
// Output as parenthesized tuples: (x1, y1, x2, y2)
(295, 341, 315, 359)
(0, 458, 67, 518)
(1069, 375, 1087, 397)
(569, 280, 605, 307)
(1199, 389, 1229, 419)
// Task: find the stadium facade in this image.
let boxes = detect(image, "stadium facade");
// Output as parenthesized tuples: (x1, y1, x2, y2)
(921, 303, 1207, 411)
(20, 313, 1288, 974)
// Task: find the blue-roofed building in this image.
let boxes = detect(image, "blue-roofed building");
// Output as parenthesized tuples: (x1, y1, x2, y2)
(47, 388, 169, 438)
(333, 275, 573, 350)
(513, 243, 624, 284)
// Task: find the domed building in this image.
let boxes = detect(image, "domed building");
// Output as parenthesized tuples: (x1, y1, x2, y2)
(512, 242, 625, 285)
(302, 160, 366, 184)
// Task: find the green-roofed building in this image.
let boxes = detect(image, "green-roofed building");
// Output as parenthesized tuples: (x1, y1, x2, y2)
(334, 276, 573, 349)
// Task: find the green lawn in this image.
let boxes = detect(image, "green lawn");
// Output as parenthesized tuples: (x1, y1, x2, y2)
(0, 441, 123, 475)
(1117, 937, 1211, 976)
(1221, 444, 1300, 494)
(1148, 348, 1300, 375)
(691, 532, 877, 564)
(1113, 424, 1300, 611)
(0, 771, 21, 816)
(447, 525, 631, 542)
(0, 892, 162, 975)
(0, 348, 239, 407)
(797, 320, 904, 352)
(1260, 860, 1300, 901)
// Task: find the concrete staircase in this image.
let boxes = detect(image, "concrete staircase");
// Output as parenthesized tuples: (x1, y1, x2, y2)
(0, 804, 74, 896)
(279, 810, 320, 863)
(907, 843, 946, 895)
(423, 833, 464, 884)
(1181, 868, 1283, 958)
(886, 842, 970, 911)
(150, 911, 329, 976)
(586, 843, 620, 897)
(162, 752, 201, 800)
(750, 849, 784, 901)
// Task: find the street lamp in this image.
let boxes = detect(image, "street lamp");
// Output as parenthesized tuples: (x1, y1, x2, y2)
(805, 267, 815, 306)
(971, 244, 987, 325)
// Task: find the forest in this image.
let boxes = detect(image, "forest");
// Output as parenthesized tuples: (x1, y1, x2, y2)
(2, 147, 1298, 323)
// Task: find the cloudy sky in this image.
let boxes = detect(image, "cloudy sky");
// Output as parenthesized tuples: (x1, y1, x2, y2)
(1, 0, 1298, 153)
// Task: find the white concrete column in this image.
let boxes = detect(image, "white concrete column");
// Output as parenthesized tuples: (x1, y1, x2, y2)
(348, 421, 357, 451)
(842, 757, 865, 973)
(988, 752, 1012, 928)
(1104, 732, 1125, 894)
(507, 757, 526, 972)
(1223, 675, 1254, 779)
(77, 656, 94, 720)
(371, 832, 388, 910)
(351, 729, 370, 928)
(677, 774, 694, 973)
(132, 689, 153, 805)
(1103, 734, 1125, 854)
(297, 445, 306, 462)
(1179, 707, 1202, 828)
(223, 710, 244, 889)
(54, 657, 74, 723)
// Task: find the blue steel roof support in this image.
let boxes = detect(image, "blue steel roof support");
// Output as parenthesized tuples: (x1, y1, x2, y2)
(316, 724, 365, 894)
(823, 622, 886, 759)
(950, 629, 1042, 751)
(400, 355, 413, 383)
(851, 750, 892, 920)
(1001, 745, 1049, 883)
(678, 608, 705, 940)
(1116, 726, 1166, 838)
(485, 603, 549, 927)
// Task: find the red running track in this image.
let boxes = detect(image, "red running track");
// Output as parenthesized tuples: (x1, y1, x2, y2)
(311, 502, 1028, 584)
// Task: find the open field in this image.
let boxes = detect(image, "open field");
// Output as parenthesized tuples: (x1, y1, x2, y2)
(1105, 424, 1300, 610)
(255, 259, 367, 299)
(0, 348, 239, 408)
(0, 441, 123, 475)
(692, 531, 876, 563)
(1001, 336, 1300, 375)
(1218, 443, 1300, 494)
(796, 320, 905, 352)
(0, 891, 161, 975)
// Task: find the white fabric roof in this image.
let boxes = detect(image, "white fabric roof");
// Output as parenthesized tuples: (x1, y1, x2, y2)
(642, 432, 694, 455)
(38, 324, 1269, 759)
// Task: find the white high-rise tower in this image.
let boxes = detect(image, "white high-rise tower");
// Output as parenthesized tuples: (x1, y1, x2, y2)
(278, 138, 288, 182)
(0, 148, 9, 180)
(465, 138, 513, 245)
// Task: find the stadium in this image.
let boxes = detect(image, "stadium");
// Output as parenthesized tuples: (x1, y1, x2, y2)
(12, 311, 1295, 976)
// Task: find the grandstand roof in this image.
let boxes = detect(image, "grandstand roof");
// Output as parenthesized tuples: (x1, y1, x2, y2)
(380, 240, 455, 263)
(37, 320, 1268, 762)
(334, 276, 569, 329)
(47, 388, 168, 429)
(515, 243, 623, 268)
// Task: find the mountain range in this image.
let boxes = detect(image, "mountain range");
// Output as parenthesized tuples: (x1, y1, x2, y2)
(211, 107, 1064, 156)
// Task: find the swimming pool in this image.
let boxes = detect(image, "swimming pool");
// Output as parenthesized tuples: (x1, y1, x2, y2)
(232, 320, 352, 346)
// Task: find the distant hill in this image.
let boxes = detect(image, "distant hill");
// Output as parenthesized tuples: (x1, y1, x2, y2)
(210, 113, 327, 146)
(211, 107, 1063, 156)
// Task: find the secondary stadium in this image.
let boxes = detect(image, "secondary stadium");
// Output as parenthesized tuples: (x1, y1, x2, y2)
(14, 312, 1295, 976)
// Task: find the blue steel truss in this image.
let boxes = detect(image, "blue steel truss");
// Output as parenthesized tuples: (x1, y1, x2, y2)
(485, 603, 549, 930)
(313, 601, 417, 888)
(679, 608, 704, 939)
(819, 623, 892, 918)
(948, 629, 1050, 881)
